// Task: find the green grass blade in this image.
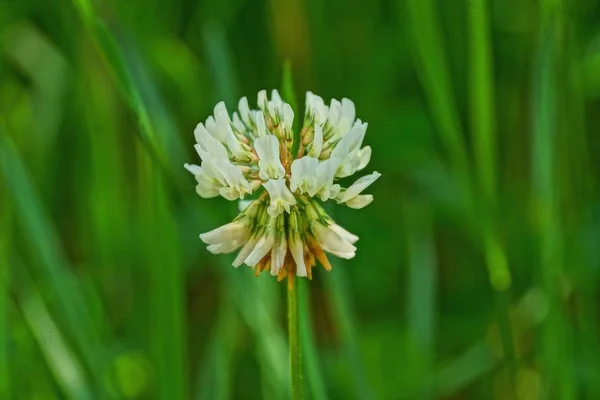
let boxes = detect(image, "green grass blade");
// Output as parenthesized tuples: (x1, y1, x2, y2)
(468, 0, 496, 202)
(0, 22, 68, 146)
(567, 22, 600, 398)
(0, 128, 105, 389)
(288, 278, 304, 400)
(202, 21, 239, 105)
(405, 0, 468, 176)
(404, 200, 436, 398)
(14, 267, 92, 400)
(138, 151, 187, 400)
(0, 182, 10, 399)
(326, 268, 374, 399)
(195, 299, 239, 400)
(533, 4, 575, 396)
(467, 0, 512, 294)
(229, 271, 289, 399)
(433, 287, 548, 396)
(298, 279, 328, 400)
(434, 340, 495, 396)
(282, 60, 299, 115)
(72, 0, 186, 169)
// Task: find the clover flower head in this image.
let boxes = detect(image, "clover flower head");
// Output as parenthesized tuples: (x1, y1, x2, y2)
(185, 90, 380, 281)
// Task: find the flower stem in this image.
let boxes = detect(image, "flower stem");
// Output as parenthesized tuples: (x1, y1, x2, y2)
(287, 276, 304, 400)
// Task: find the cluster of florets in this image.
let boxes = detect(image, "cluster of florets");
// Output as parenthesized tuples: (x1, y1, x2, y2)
(185, 90, 380, 281)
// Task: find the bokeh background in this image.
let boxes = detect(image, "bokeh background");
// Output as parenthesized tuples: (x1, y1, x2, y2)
(2, 0, 600, 399)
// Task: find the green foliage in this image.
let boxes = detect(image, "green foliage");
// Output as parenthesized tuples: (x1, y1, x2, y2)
(2, 0, 600, 398)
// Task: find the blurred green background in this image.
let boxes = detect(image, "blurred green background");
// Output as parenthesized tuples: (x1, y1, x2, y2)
(2, 0, 600, 399)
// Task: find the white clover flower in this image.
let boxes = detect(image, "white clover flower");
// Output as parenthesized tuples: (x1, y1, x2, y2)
(185, 90, 380, 281)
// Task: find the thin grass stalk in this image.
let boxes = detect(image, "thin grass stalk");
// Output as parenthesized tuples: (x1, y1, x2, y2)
(405, 0, 469, 177)
(288, 277, 304, 400)
(281, 63, 327, 399)
(565, 11, 600, 397)
(404, 199, 436, 398)
(534, 2, 575, 396)
(468, 0, 496, 202)
(13, 262, 92, 400)
(326, 269, 373, 399)
(137, 140, 187, 400)
(0, 180, 10, 399)
(298, 279, 328, 399)
(195, 296, 238, 400)
(468, 3, 515, 392)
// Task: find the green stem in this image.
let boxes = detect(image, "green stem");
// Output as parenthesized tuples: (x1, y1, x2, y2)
(298, 279, 328, 399)
(288, 278, 304, 400)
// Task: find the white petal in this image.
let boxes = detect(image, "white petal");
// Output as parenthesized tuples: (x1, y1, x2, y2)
(210, 161, 253, 200)
(270, 233, 287, 275)
(238, 97, 251, 123)
(254, 111, 267, 137)
(335, 158, 355, 179)
(290, 156, 318, 193)
(184, 163, 201, 175)
(258, 90, 267, 109)
(214, 162, 247, 187)
(341, 99, 355, 120)
(327, 99, 341, 127)
(200, 220, 248, 245)
(249, 179, 263, 192)
(219, 187, 240, 201)
(193, 122, 207, 144)
(318, 183, 340, 201)
(326, 250, 355, 259)
(338, 98, 356, 135)
(357, 146, 372, 171)
(194, 143, 220, 166)
(185, 163, 221, 198)
(283, 103, 294, 129)
(352, 120, 368, 150)
(207, 240, 244, 254)
(312, 157, 340, 197)
(254, 135, 279, 164)
(331, 121, 367, 160)
(329, 223, 359, 244)
(289, 233, 307, 277)
(337, 171, 381, 203)
(264, 179, 297, 217)
(196, 178, 220, 198)
(345, 194, 373, 209)
(205, 115, 228, 143)
(267, 102, 277, 119)
(238, 200, 253, 212)
(271, 89, 283, 106)
(194, 123, 229, 160)
(214, 101, 230, 120)
(244, 234, 275, 266)
(233, 235, 260, 267)
(255, 135, 285, 180)
(200, 158, 225, 184)
(289, 159, 302, 192)
(226, 125, 246, 159)
(308, 124, 323, 158)
(306, 92, 328, 125)
(312, 223, 356, 257)
(206, 244, 223, 254)
(232, 112, 245, 132)
(262, 178, 282, 197)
